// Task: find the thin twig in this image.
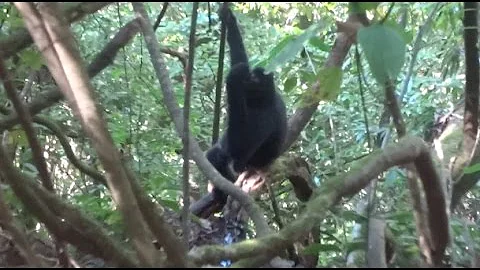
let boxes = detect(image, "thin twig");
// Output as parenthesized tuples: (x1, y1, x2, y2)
(132, 2, 271, 237)
(212, 7, 227, 145)
(379, 3, 395, 24)
(355, 45, 371, 148)
(400, 2, 442, 100)
(153, 2, 169, 31)
(182, 1, 199, 248)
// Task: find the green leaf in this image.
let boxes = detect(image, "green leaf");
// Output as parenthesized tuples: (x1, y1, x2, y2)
(308, 36, 330, 52)
(383, 20, 413, 44)
(19, 49, 44, 70)
(317, 66, 343, 101)
(358, 24, 406, 85)
(464, 163, 480, 174)
(264, 22, 325, 73)
(302, 243, 342, 255)
(9, 129, 29, 147)
(283, 76, 297, 92)
(359, 2, 380, 11)
(252, 35, 296, 68)
(349, 2, 380, 13)
(9, 16, 25, 28)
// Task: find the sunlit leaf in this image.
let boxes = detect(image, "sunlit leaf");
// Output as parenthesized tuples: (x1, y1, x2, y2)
(9, 129, 28, 147)
(253, 35, 296, 68)
(264, 22, 325, 72)
(317, 66, 343, 101)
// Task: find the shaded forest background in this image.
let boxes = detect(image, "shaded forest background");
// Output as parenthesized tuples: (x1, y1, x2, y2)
(0, 2, 479, 268)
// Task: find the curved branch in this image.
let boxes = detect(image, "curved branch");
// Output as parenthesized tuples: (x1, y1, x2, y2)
(283, 13, 367, 151)
(0, 187, 45, 267)
(32, 116, 107, 186)
(16, 2, 158, 266)
(160, 47, 188, 68)
(0, 140, 137, 266)
(153, 2, 169, 31)
(132, 2, 271, 237)
(0, 57, 54, 192)
(0, 17, 141, 132)
(189, 136, 448, 266)
(0, 2, 112, 60)
(0, 17, 187, 133)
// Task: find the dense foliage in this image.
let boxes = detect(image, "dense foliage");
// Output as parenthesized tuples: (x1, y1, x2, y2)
(0, 2, 478, 268)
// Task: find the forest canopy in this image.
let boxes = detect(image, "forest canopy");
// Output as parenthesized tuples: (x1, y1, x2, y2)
(0, 2, 478, 268)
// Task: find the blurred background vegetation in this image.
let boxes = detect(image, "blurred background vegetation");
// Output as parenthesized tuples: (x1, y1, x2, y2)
(0, 2, 478, 268)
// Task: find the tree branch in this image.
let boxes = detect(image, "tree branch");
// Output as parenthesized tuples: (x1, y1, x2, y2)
(0, 51, 71, 267)
(212, 5, 227, 145)
(32, 116, 107, 186)
(283, 13, 367, 151)
(384, 80, 406, 137)
(0, 187, 45, 267)
(399, 3, 442, 100)
(181, 1, 199, 247)
(461, 1, 479, 162)
(15, 2, 158, 266)
(0, 16, 186, 133)
(0, 139, 137, 266)
(153, 2, 169, 31)
(189, 136, 447, 266)
(0, 57, 54, 192)
(0, 2, 112, 60)
(0, 17, 142, 132)
(451, 2, 480, 209)
(131, 2, 271, 237)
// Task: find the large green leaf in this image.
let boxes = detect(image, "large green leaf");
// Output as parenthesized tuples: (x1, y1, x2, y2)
(464, 163, 480, 174)
(317, 66, 343, 101)
(358, 24, 407, 85)
(298, 66, 343, 107)
(253, 34, 296, 68)
(263, 22, 325, 73)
